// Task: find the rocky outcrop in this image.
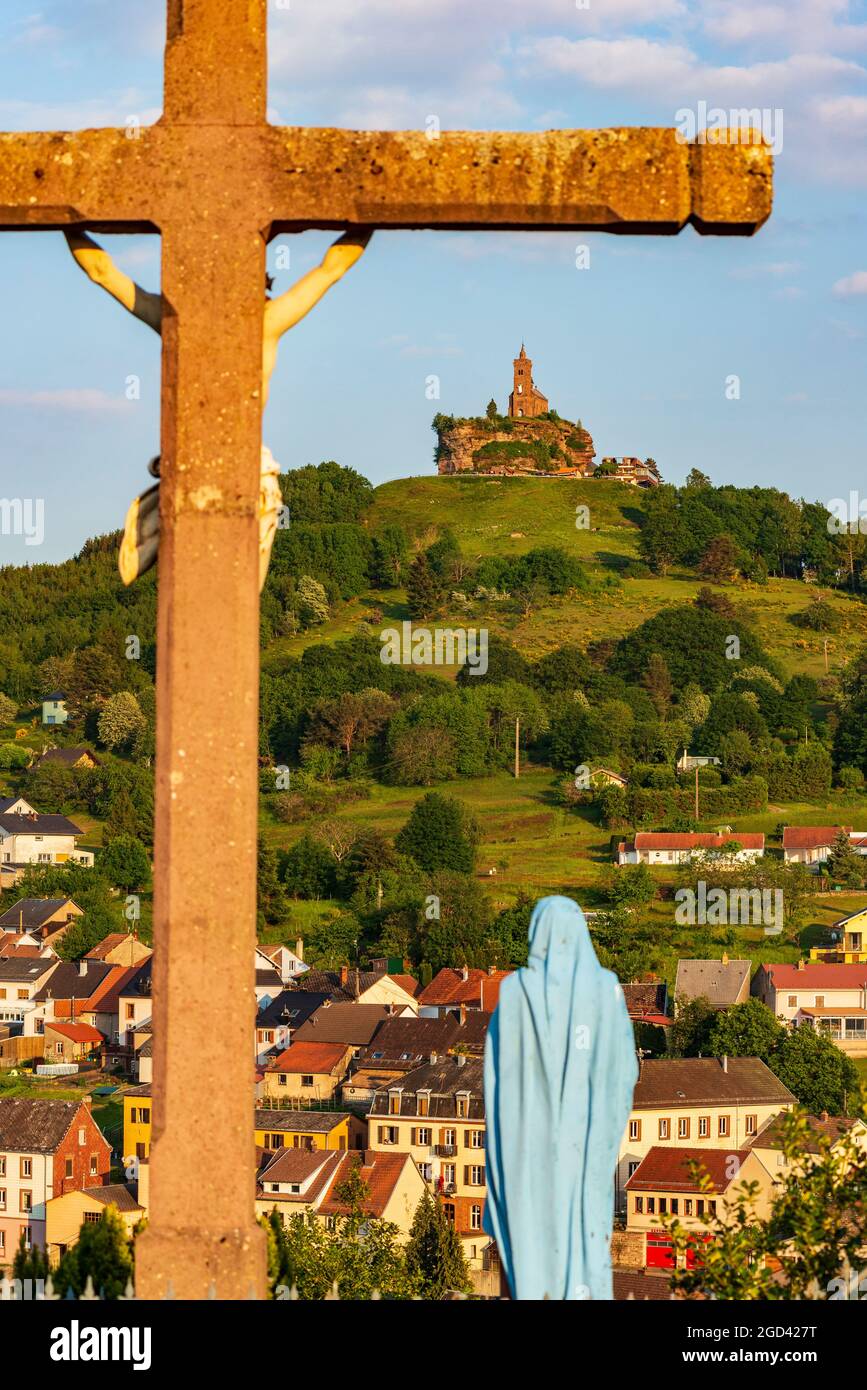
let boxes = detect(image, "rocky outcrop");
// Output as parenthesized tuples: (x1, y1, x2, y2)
(435, 414, 595, 477)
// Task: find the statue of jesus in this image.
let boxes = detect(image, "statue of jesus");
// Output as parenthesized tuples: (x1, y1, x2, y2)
(64, 228, 372, 588)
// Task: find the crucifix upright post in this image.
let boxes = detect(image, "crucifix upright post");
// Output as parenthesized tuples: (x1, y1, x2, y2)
(0, 0, 771, 1299)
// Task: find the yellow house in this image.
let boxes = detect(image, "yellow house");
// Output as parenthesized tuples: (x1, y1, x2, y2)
(122, 1085, 153, 1165)
(44, 1183, 144, 1267)
(260, 1040, 353, 1104)
(255, 1147, 426, 1241)
(617, 1057, 796, 1207)
(254, 1108, 364, 1153)
(810, 907, 867, 964)
(625, 1145, 775, 1270)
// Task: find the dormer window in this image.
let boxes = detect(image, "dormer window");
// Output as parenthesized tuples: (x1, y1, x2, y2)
(388, 1089, 402, 1115)
(456, 1091, 470, 1119)
(417, 1090, 430, 1118)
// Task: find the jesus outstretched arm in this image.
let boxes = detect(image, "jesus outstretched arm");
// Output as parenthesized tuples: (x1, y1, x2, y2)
(64, 230, 163, 334)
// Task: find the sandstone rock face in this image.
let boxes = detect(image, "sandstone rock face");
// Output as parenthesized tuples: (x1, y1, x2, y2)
(436, 415, 596, 476)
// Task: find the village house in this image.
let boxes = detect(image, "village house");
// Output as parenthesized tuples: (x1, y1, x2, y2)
(40, 693, 68, 727)
(32, 746, 100, 771)
(752, 960, 867, 1055)
(255, 1108, 365, 1153)
(621, 982, 671, 1029)
(674, 956, 752, 1013)
(746, 1110, 867, 1182)
(616, 1056, 795, 1206)
(42, 1021, 103, 1065)
(625, 1145, 774, 1270)
(0, 798, 93, 870)
(291, 966, 420, 1013)
(811, 906, 867, 965)
(260, 1040, 354, 1103)
(0, 956, 62, 1033)
(343, 1012, 489, 1105)
(256, 1146, 427, 1242)
(129, 1020, 153, 1084)
(781, 826, 867, 869)
(45, 1182, 143, 1268)
(122, 1085, 153, 1166)
(368, 1054, 495, 1287)
(0, 897, 83, 939)
(255, 940, 308, 983)
(254, 990, 328, 1065)
(675, 751, 721, 775)
(0, 1097, 111, 1263)
(617, 832, 764, 866)
(292, 1001, 401, 1059)
(30, 959, 124, 1041)
(84, 933, 152, 969)
(417, 965, 510, 1019)
(588, 766, 628, 789)
(0, 931, 56, 962)
(255, 963, 285, 1007)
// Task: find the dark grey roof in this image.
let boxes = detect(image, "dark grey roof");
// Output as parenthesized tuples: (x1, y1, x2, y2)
(0, 811, 83, 836)
(359, 1013, 488, 1066)
(255, 968, 284, 991)
(82, 1183, 142, 1212)
(368, 1056, 484, 1119)
(35, 747, 100, 768)
(0, 898, 76, 930)
(293, 1003, 391, 1046)
(290, 969, 385, 1003)
(0, 1097, 83, 1153)
(675, 958, 751, 1007)
(33, 960, 113, 1000)
(632, 1057, 796, 1109)
(254, 1109, 350, 1133)
(44, 692, 66, 702)
(257, 990, 328, 1029)
(0, 957, 59, 983)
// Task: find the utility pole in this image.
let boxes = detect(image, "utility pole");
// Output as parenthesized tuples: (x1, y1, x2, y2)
(824, 638, 829, 674)
(515, 716, 520, 779)
(695, 765, 699, 822)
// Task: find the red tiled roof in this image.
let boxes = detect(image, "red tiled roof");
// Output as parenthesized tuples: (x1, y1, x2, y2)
(782, 826, 846, 850)
(634, 832, 764, 851)
(417, 967, 512, 1008)
(47, 1022, 103, 1044)
(387, 974, 420, 998)
(271, 1040, 349, 1074)
(763, 962, 867, 990)
(626, 1146, 750, 1193)
(318, 1149, 412, 1218)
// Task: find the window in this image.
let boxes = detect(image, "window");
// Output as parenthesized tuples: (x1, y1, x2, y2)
(443, 1202, 456, 1225)
(20, 1158, 31, 1178)
(89, 1155, 98, 1175)
(696, 1199, 705, 1217)
(416, 1127, 431, 1146)
(678, 1117, 690, 1139)
(136, 1143, 147, 1160)
(84, 1212, 101, 1224)
(20, 1190, 32, 1213)
(745, 1113, 757, 1136)
(269, 1183, 279, 1192)
(379, 1126, 399, 1145)
(470, 1204, 482, 1231)
(0, 1230, 4, 1251)
(718, 1115, 729, 1137)
(442, 1163, 456, 1186)
(646, 1197, 656, 1215)
(658, 1118, 670, 1140)
(684, 1199, 693, 1216)
(469, 1129, 485, 1149)
(16, 990, 28, 1000)
(20, 1225, 31, 1250)
(65, 1158, 73, 1179)
(628, 1119, 641, 1142)
(125, 1004, 135, 1020)
(698, 1116, 709, 1138)
(0, 1189, 5, 1210)
(628, 1161, 640, 1178)
(388, 1091, 401, 1115)
(456, 1093, 469, 1119)
(140, 1108, 150, 1124)
(634, 1195, 644, 1214)
(417, 1091, 430, 1117)
(815, 996, 825, 1009)
(0, 1157, 7, 1177)
(267, 1134, 284, 1150)
(443, 1128, 456, 1147)
(659, 1198, 667, 1215)
(670, 1199, 679, 1216)
(788, 995, 797, 1008)
(278, 1073, 287, 1087)
(709, 1200, 717, 1217)
(467, 1165, 485, 1186)
(301, 1075, 314, 1088)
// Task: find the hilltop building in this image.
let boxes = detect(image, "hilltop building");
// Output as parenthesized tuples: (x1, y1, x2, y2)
(508, 344, 548, 418)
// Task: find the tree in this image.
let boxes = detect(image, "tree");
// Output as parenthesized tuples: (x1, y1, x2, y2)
(395, 793, 478, 874)
(0, 692, 17, 725)
(305, 688, 393, 760)
(421, 870, 494, 970)
(486, 398, 498, 420)
(97, 690, 146, 752)
(604, 863, 656, 911)
(642, 652, 673, 717)
(371, 524, 408, 586)
(706, 998, 783, 1062)
(699, 534, 741, 583)
(694, 586, 736, 620)
(685, 468, 711, 490)
(771, 1027, 860, 1115)
(827, 829, 865, 887)
(297, 574, 330, 626)
(54, 1205, 134, 1300)
(258, 836, 290, 927)
(406, 1190, 472, 1297)
(407, 553, 442, 620)
(669, 996, 716, 1057)
(12, 1231, 49, 1286)
(280, 833, 337, 899)
(719, 728, 754, 777)
(100, 834, 152, 893)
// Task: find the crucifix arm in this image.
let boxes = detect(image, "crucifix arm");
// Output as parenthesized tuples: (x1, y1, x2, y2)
(64, 229, 163, 334)
(263, 229, 372, 343)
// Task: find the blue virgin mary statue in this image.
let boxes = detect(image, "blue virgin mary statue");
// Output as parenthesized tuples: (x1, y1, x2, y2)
(483, 895, 638, 1299)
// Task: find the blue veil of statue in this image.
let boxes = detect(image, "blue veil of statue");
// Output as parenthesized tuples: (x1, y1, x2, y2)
(483, 894, 637, 1300)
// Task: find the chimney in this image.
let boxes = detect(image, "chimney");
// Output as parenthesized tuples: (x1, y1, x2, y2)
(820, 1110, 829, 1123)
(721, 952, 729, 966)
(78, 961, 87, 977)
(295, 937, 304, 962)
(456, 1052, 466, 1068)
(461, 964, 469, 982)
(429, 1051, 438, 1065)
(339, 965, 349, 988)
(487, 963, 495, 976)
(797, 958, 806, 971)
(459, 1003, 467, 1026)
(721, 1054, 728, 1072)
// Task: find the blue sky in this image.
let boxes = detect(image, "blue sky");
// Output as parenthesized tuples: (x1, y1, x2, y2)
(2, 0, 867, 562)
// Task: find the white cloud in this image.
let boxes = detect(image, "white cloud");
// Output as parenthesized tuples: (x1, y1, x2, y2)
(832, 270, 867, 296)
(0, 388, 132, 413)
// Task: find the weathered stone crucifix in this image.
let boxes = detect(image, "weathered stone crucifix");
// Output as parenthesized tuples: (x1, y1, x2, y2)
(0, 0, 771, 1299)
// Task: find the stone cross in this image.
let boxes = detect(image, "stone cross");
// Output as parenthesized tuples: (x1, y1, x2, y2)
(0, 0, 771, 1298)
